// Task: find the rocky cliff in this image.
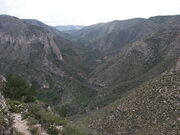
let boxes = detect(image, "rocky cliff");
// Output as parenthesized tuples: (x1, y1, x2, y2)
(0, 93, 13, 135)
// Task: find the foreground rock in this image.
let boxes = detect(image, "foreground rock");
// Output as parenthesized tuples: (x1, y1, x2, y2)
(12, 113, 31, 135)
(0, 93, 13, 135)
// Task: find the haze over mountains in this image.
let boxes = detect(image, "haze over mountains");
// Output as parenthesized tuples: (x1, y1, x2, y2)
(0, 14, 180, 135)
(54, 25, 84, 32)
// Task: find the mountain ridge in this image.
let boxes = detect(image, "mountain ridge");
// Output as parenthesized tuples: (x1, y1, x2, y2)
(0, 15, 180, 135)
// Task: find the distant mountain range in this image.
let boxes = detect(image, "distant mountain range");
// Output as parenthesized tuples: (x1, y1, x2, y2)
(54, 25, 84, 32)
(0, 14, 179, 135)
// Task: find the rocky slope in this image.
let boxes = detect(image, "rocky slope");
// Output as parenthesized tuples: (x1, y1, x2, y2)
(77, 61, 180, 135)
(0, 76, 13, 135)
(0, 93, 14, 135)
(86, 21, 180, 107)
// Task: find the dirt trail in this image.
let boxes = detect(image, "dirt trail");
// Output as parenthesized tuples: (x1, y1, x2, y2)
(12, 113, 49, 135)
(12, 113, 31, 135)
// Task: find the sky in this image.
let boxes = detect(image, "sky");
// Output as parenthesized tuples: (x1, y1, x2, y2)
(0, 0, 180, 26)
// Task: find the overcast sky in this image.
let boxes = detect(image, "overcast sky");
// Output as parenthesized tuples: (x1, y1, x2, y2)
(0, 0, 180, 26)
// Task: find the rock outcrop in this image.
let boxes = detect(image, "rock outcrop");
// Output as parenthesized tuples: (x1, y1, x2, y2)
(0, 93, 14, 135)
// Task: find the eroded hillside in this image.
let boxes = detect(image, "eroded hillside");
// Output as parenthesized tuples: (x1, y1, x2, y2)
(77, 61, 180, 135)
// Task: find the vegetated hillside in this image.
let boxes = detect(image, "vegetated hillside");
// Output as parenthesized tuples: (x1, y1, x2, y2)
(0, 14, 180, 116)
(0, 75, 93, 135)
(86, 22, 180, 107)
(77, 61, 180, 135)
(69, 18, 156, 54)
(70, 15, 180, 55)
(0, 15, 98, 112)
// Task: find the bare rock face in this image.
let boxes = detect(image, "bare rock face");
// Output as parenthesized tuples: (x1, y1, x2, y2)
(0, 15, 67, 90)
(0, 15, 63, 62)
(0, 93, 14, 135)
(0, 75, 6, 82)
(0, 76, 13, 135)
(0, 75, 6, 89)
(176, 57, 180, 72)
(0, 92, 7, 112)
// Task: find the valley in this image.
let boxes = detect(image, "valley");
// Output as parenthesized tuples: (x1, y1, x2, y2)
(0, 14, 180, 135)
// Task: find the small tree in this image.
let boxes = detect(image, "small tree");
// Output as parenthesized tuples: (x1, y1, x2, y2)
(1, 74, 36, 102)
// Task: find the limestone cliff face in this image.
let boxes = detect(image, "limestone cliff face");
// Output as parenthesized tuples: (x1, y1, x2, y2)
(0, 15, 63, 62)
(0, 15, 67, 89)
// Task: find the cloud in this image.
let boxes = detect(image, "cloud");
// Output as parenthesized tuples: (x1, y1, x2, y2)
(0, 0, 11, 13)
(0, 0, 179, 25)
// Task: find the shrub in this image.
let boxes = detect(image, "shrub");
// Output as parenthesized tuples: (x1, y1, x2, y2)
(28, 103, 67, 126)
(0, 113, 7, 126)
(6, 100, 26, 113)
(21, 112, 30, 120)
(30, 126, 41, 135)
(27, 117, 39, 125)
(47, 125, 61, 135)
(1, 74, 36, 102)
(63, 124, 92, 135)
(56, 105, 69, 117)
(14, 128, 25, 135)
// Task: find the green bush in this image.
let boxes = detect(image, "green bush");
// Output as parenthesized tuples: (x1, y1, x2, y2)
(30, 126, 41, 135)
(28, 103, 67, 126)
(54, 103, 82, 117)
(55, 105, 71, 117)
(47, 125, 61, 135)
(1, 74, 36, 102)
(0, 113, 7, 126)
(63, 124, 92, 135)
(14, 128, 25, 135)
(27, 117, 39, 125)
(6, 100, 26, 113)
(21, 112, 30, 120)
